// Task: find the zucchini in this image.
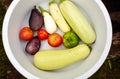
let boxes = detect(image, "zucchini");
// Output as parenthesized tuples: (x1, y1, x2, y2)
(59, 0, 96, 44)
(49, 0, 71, 33)
(34, 44, 90, 70)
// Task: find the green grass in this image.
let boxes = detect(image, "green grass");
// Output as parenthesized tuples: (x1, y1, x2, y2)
(89, 58, 120, 79)
(0, 1, 9, 78)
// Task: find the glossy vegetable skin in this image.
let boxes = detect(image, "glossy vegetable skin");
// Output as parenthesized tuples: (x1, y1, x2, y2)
(63, 31, 80, 48)
(29, 6, 44, 31)
(39, 6, 57, 34)
(48, 33, 63, 47)
(19, 27, 33, 41)
(37, 29, 49, 40)
(25, 37, 41, 55)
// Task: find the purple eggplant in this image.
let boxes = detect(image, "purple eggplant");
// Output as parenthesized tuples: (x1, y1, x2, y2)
(29, 6, 44, 31)
(25, 37, 41, 55)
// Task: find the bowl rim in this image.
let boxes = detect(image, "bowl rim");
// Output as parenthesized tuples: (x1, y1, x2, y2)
(75, 0, 112, 79)
(2, 0, 39, 79)
(2, 0, 112, 79)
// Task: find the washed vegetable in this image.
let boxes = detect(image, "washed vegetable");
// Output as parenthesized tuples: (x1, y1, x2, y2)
(59, 0, 96, 44)
(29, 6, 44, 31)
(37, 29, 49, 40)
(34, 44, 90, 70)
(63, 31, 79, 48)
(39, 6, 57, 34)
(48, 33, 63, 47)
(25, 37, 40, 55)
(49, 0, 70, 33)
(19, 27, 34, 41)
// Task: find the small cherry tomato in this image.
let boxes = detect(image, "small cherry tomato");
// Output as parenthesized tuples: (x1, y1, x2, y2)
(48, 33, 63, 47)
(37, 29, 49, 40)
(19, 27, 34, 41)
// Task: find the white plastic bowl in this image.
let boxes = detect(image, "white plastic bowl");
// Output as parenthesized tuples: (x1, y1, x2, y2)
(2, 0, 112, 79)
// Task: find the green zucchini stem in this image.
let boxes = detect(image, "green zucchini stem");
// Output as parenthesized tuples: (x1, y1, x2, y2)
(59, 0, 65, 4)
(49, 0, 56, 5)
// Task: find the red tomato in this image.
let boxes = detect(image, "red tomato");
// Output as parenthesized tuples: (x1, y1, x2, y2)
(37, 29, 49, 40)
(48, 33, 63, 47)
(19, 27, 34, 41)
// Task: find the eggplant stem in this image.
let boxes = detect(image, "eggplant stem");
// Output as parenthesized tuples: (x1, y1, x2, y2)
(38, 6, 49, 16)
